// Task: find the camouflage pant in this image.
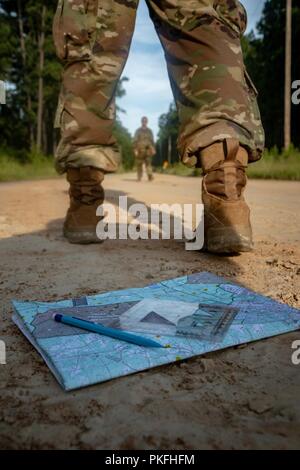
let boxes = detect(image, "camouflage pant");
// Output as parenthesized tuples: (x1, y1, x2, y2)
(136, 154, 153, 180)
(53, 0, 265, 174)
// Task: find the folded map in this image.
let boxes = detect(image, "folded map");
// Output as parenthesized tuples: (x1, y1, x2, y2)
(12, 272, 300, 391)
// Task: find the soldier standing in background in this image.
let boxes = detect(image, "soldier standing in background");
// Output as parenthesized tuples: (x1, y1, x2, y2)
(53, 0, 264, 252)
(133, 117, 155, 182)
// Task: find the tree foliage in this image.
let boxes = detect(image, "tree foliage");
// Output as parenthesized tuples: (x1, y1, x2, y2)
(154, 102, 179, 166)
(0, 0, 61, 157)
(0, 0, 134, 167)
(243, 0, 300, 149)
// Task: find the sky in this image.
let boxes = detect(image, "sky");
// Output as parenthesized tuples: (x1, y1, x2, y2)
(119, 0, 266, 137)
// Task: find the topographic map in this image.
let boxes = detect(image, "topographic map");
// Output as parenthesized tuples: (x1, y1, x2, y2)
(12, 272, 300, 391)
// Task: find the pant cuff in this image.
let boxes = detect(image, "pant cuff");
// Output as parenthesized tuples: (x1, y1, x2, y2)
(179, 121, 264, 168)
(55, 145, 121, 174)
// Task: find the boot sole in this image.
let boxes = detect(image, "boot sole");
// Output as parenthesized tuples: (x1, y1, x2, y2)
(63, 228, 103, 245)
(206, 226, 253, 254)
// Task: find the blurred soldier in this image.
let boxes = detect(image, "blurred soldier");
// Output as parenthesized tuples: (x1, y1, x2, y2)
(133, 117, 155, 182)
(53, 0, 264, 252)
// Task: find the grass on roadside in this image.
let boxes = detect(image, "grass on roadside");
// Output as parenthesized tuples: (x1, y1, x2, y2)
(1, 146, 300, 182)
(246, 147, 300, 180)
(0, 152, 131, 182)
(0, 150, 58, 182)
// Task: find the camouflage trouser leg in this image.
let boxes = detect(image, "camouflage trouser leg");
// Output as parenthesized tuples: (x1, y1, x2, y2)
(136, 151, 153, 180)
(53, 0, 265, 173)
(146, 0, 265, 166)
(145, 156, 153, 178)
(136, 159, 144, 181)
(53, 0, 138, 174)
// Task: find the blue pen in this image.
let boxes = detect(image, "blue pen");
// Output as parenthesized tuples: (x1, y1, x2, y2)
(53, 313, 163, 348)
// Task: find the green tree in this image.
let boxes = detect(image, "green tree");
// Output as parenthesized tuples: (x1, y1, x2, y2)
(0, 1, 134, 165)
(243, 0, 300, 149)
(155, 102, 179, 166)
(0, 0, 61, 156)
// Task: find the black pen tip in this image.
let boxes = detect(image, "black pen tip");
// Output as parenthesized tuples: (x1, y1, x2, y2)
(53, 313, 62, 322)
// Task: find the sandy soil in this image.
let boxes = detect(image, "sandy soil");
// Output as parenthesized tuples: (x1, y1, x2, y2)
(0, 173, 299, 450)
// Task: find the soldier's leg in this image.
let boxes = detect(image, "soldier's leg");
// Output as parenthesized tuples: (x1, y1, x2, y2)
(145, 156, 153, 181)
(53, 0, 138, 173)
(136, 158, 143, 181)
(147, 0, 265, 253)
(146, 0, 264, 163)
(53, 0, 138, 243)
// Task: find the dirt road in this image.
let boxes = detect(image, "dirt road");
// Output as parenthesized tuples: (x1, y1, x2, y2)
(0, 173, 299, 449)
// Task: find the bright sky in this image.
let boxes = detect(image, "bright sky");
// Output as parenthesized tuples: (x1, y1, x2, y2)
(119, 0, 266, 137)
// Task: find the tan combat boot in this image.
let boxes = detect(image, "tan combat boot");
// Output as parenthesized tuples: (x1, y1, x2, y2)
(200, 139, 253, 254)
(64, 167, 105, 244)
